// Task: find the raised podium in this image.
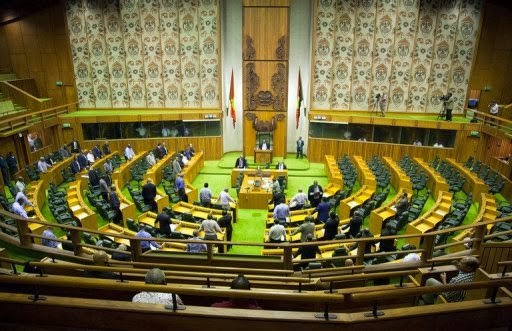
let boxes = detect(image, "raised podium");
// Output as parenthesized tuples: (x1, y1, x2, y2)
(254, 148, 272, 164)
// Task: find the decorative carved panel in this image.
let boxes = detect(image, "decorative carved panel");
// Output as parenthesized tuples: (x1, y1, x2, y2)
(245, 35, 256, 60)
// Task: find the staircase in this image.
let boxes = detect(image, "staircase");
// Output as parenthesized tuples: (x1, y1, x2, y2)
(0, 92, 28, 116)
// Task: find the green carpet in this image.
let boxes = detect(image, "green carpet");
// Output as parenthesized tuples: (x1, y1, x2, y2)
(229, 209, 267, 255)
(218, 152, 311, 171)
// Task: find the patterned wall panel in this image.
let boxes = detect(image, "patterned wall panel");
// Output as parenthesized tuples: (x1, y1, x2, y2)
(350, 0, 377, 111)
(159, 0, 181, 108)
(370, 0, 397, 109)
(66, 0, 95, 107)
(120, 0, 147, 108)
(389, 0, 419, 112)
(179, 0, 200, 108)
(140, 0, 164, 107)
(85, 0, 112, 108)
(312, 0, 482, 113)
(104, 0, 129, 108)
(426, 0, 460, 113)
(66, 0, 220, 109)
(199, 0, 219, 108)
(409, 0, 438, 112)
(311, 0, 336, 110)
(331, 0, 356, 110)
(449, 0, 482, 112)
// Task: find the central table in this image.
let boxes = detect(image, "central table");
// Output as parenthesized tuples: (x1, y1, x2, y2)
(238, 174, 273, 209)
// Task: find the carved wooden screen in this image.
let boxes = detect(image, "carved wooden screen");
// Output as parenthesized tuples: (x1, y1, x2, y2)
(242, 0, 289, 159)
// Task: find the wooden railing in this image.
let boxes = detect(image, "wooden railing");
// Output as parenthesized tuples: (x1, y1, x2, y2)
(0, 80, 53, 113)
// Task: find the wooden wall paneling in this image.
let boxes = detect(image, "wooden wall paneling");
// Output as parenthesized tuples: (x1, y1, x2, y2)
(243, 0, 290, 7)
(243, 7, 288, 60)
(0, 28, 12, 73)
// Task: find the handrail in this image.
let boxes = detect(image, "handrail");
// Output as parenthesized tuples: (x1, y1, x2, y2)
(1, 81, 42, 102)
(0, 102, 78, 125)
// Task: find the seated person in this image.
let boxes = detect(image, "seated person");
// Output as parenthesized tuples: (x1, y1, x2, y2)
(84, 251, 119, 279)
(186, 229, 207, 253)
(275, 161, 287, 170)
(293, 233, 321, 270)
(421, 256, 480, 304)
(132, 268, 184, 306)
(378, 223, 397, 252)
(111, 244, 131, 262)
(211, 274, 261, 309)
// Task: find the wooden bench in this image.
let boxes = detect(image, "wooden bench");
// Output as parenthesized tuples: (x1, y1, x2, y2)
(66, 180, 97, 230)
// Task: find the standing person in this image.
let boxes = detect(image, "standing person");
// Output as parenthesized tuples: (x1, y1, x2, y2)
(307, 180, 323, 207)
(59, 144, 71, 159)
(273, 199, 290, 222)
(42, 226, 61, 249)
(124, 144, 135, 161)
(379, 93, 388, 117)
(77, 150, 88, 169)
(109, 185, 122, 225)
(102, 142, 111, 156)
(323, 211, 340, 240)
(315, 196, 331, 223)
(6, 152, 18, 179)
(289, 188, 308, 211)
(218, 188, 235, 209)
(175, 173, 188, 203)
(15, 176, 26, 193)
(199, 183, 213, 207)
(268, 219, 287, 243)
(0, 154, 9, 185)
(160, 142, 168, 157)
(154, 207, 172, 237)
(291, 215, 315, 242)
(199, 213, 223, 241)
(188, 143, 195, 156)
(234, 154, 248, 169)
(142, 178, 157, 211)
(37, 157, 51, 173)
(443, 92, 454, 121)
(146, 151, 156, 166)
(293, 234, 321, 270)
(92, 145, 103, 159)
(104, 158, 113, 174)
(87, 167, 99, 187)
(489, 100, 500, 125)
(217, 209, 233, 250)
(296, 136, 304, 159)
(69, 138, 80, 153)
(172, 156, 182, 174)
(99, 176, 109, 202)
(394, 192, 409, 215)
(342, 210, 363, 238)
(70, 156, 81, 175)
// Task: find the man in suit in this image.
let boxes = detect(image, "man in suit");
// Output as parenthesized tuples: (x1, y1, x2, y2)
(188, 143, 195, 156)
(154, 207, 172, 237)
(153, 143, 163, 160)
(92, 145, 103, 159)
(308, 180, 323, 207)
(141, 178, 157, 212)
(69, 138, 80, 153)
(275, 161, 287, 170)
(172, 156, 182, 174)
(296, 136, 305, 159)
(77, 150, 88, 169)
(109, 185, 122, 225)
(217, 209, 233, 251)
(88, 167, 100, 187)
(102, 142, 111, 155)
(234, 154, 248, 169)
(70, 156, 81, 175)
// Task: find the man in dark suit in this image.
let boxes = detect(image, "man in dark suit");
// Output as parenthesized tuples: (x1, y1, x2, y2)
(308, 180, 323, 207)
(275, 161, 287, 170)
(155, 207, 172, 237)
(234, 154, 248, 169)
(259, 139, 269, 150)
(88, 167, 99, 187)
(69, 138, 80, 153)
(141, 178, 157, 212)
(217, 209, 233, 251)
(70, 156, 81, 175)
(77, 150, 88, 169)
(153, 143, 163, 160)
(102, 142, 111, 155)
(92, 145, 103, 159)
(109, 185, 122, 225)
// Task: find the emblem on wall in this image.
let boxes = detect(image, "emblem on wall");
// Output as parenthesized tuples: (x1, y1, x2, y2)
(379, 15, 393, 36)
(452, 66, 465, 86)
(336, 63, 349, 81)
(397, 39, 410, 59)
(460, 17, 474, 39)
(357, 39, 370, 58)
(317, 38, 331, 59)
(354, 86, 367, 104)
(420, 16, 433, 36)
(314, 85, 328, 104)
(375, 64, 387, 84)
(413, 64, 427, 83)
(338, 14, 352, 36)
(391, 87, 404, 107)
(436, 41, 450, 62)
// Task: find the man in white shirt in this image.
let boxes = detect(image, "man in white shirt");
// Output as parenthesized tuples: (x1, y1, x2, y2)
(289, 188, 308, 211)
(218, 188, 235, 208)
(37, 157, 51, 173)
(15, 191, 33, 207)
(268, 219, 286, 243)
(260, 139, 269, 150)
(146, 152, 156, 166)
(86, 150, 95, 164)
(15, 177, 26, 193)
(132, 268, 184, 306)
(124, 144, 135, 161)
(433, 141, 444, 148)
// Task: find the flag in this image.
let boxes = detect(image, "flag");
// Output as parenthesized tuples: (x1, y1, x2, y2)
(296, 69, 304, 129)
(229, 69, 236, 128)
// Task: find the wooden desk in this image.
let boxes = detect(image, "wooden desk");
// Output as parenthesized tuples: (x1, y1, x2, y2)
(254, 149, 272, 164)
(325, 155, 343, 185)
(352, 156, 377, 189)
(66, 180, 97, 230)
(112, 152, 146, 186)
(406, 191, 452, 247)
(26, 180, 48, 244)
(231, 169, 287, 187)
(182, 151, 204, 184)
(39, 156, 74, 185)
(446, 158, 487, 205)
(155, 187, 170, 213)
(113, 179, 137, 227)
(369, 187, 413, 236)
(238, 175, 273, 209)
(170, 202, 232, 221)
(98, 223, 135, 247)
(448, 193, 497, 253)
(339, 185, 375, 219)
(414, 158, 450, 200)
(144, 153, 173, 185)
(383, 157, 412, 191)
(265, 208, 317, 227)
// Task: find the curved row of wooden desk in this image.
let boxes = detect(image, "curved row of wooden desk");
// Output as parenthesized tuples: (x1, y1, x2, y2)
(414, 157, 449, 200)
(446, 158, 488, 205)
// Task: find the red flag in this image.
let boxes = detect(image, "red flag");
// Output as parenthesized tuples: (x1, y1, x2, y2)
(296, 69, 304, 129)
(229, 69, 236, 128)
